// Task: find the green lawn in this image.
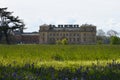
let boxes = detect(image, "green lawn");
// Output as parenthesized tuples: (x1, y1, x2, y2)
(0, 44, 120, 68)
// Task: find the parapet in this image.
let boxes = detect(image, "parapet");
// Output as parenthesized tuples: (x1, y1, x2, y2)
(39, 24, 96, 32)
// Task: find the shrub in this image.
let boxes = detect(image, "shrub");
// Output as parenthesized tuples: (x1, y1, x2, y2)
(110, 36, 120, 45)
(97, 40, 102, 45)
(56, 38, 68, 45)
(61, 38, 68, 45)
(56, 40, 62, 45)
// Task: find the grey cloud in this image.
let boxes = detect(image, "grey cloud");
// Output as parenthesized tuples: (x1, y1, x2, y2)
(0, 0, 120, 32)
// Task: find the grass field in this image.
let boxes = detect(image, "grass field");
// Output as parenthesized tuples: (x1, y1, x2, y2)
(0, 45, 120, 79)
(0, 44, 120, 67)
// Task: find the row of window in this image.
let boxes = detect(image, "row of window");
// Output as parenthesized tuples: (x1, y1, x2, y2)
(42, 38, 95, 42)
(49, 38, 81, 42)
(49, 33, 80, 36)
(42, 33, 95, 37)
(80, 28, 95, 31)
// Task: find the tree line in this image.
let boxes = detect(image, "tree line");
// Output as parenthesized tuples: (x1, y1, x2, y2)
(97, 29, 120, 45)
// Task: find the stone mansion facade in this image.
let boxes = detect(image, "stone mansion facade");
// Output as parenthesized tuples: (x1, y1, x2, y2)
(13, 24, 96, 44)
(39, 24, 96, 44)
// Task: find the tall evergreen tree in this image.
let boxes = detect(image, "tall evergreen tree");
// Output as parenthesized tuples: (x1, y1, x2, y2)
(0, 7, 25, 44)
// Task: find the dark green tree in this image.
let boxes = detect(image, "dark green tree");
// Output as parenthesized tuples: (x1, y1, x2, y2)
(0, 7, 25, 44)
(110, 36, 120, 45)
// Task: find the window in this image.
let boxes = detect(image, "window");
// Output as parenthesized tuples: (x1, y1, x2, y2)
(69, 38, 71, 42)
(43, 38, 44, 41)
(50, 38, 52, 41)
(49, 33, 52, 36)
(57, 33, 59, 36)
(77, 34, 79, 36)
(53, 33, 55, 36)
(52, 38, 55, 41)
(74, 33, 76, 36)
(60, 33, 62, 36)
(91, 28, 94, 31)
(73, 38, 75, 41)
(77, 38, 79, 41)
(84, 33, 86, 36)
(66, 33, 68, 36)
(84, 38, 86, 42)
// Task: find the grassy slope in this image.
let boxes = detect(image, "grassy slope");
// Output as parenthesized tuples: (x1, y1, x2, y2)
(0, 45, 120, 67)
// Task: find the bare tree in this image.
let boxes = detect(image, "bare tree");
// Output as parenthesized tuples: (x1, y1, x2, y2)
(97, 29, 105, 36)
(96, 29, 106, 44)
(107, 30, 118, 37)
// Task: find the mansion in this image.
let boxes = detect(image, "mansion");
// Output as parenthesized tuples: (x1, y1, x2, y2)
(13, 24, 96, 44)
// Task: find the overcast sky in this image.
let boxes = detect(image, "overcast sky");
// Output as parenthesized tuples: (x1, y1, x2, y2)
(0, 0, 120, 33)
